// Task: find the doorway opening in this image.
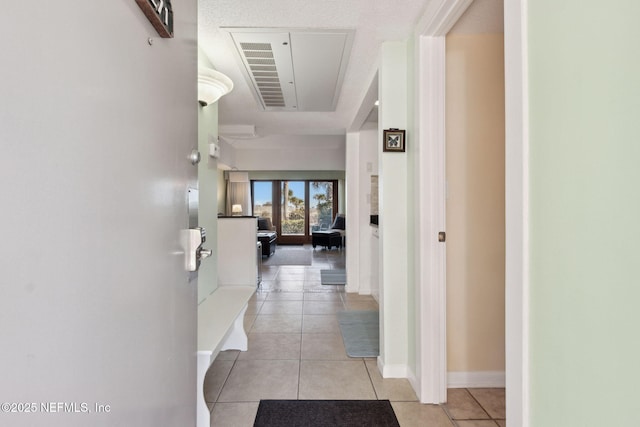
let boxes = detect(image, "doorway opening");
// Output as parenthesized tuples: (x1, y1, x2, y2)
(252, 180, 338, 245)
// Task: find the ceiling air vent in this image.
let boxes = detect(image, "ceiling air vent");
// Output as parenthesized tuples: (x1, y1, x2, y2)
(225, 28, 354, 112)
(240, 42, 285, 108)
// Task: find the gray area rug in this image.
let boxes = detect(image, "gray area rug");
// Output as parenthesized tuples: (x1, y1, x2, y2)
(320, 269, 346, 285)
(338, 310, 379, 358)
(262, 247, 312, 266)
(254, 400, 399, 427)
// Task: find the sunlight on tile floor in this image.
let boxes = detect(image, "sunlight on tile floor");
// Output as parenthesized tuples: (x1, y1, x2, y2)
(204, 245, 505, 426)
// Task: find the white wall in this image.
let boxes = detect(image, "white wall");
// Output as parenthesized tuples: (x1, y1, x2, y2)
(217, 167, 227, 215)
(345, 131, 361, 294)
(248, 171, 345, 181)
(235, 148, 344, 171)
(198, 52, 221, 302)
(217, 217, 259, 286)
(218, 136, 346, 217)
(218, 137, 237, 170)
(378, 41, 410, 378)
(222, 135, 345, 171)
(356, 126, 379, 296)
(0, 1, 198, 425)
(504, 0, 528, 421)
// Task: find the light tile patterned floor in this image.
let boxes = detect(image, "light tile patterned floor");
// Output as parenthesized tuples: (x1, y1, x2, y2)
(204, 245, 505, 426)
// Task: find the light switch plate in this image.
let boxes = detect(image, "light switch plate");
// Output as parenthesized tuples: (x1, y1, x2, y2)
(209, 143, 220, 158)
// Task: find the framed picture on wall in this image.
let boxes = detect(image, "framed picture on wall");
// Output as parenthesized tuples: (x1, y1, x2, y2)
(383, 128, 406, 152)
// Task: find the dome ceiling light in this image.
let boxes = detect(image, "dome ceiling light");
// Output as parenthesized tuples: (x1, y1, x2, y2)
(198, 67, 234, 107)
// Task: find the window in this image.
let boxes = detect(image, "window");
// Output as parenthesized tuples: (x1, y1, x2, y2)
(252, 181, 273, 220)
(281, 181, 305, 236)
(309, 181, 334, 233)
(251, 179, 338, 244)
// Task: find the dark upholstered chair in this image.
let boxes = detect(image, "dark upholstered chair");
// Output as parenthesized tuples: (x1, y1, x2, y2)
(312, 214, 345, 249)
(330, 214, 345, 231)
(257, 217, 276, 231)
(257, 217, 277, 256)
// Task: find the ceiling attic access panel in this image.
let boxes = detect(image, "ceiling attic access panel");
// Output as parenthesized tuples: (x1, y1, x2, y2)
(230, 32, 295, 110)
(225, 28, 354, 112)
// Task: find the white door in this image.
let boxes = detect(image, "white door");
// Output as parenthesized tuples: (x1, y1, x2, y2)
(0, 2, 198, 426)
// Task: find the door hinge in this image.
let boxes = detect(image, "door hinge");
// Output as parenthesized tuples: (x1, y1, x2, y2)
(438, 231, 446, 242)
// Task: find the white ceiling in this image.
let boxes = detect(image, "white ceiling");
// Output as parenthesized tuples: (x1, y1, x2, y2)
(198, 0, 503, 147)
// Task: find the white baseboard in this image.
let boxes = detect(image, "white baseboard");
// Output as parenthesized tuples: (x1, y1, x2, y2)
(447, 371, 506, 388)
(407, 369, 420, 397)
(358, 288, 372, 295)
(345, 283, 358, 293)
(377, 357, 409, 378)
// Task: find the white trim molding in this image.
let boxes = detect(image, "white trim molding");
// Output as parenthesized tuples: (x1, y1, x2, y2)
(345, 131, 360, 294)
(377, 357, 409, 379)
(414, 34, 447, 404)
(448, 371, 507, 388)
(505, 0, 530, 425)
(417, 0, 474, 36)
(413, 0, 475, 405)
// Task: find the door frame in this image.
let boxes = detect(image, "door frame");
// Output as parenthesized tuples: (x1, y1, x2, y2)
(415, 0, 529, 425)
(251, 179, 339, 244)
(504, 0, 530, 425)
(414, 0, 474, 405)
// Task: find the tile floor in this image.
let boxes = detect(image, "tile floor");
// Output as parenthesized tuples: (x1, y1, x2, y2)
(204, 245, 505, 426)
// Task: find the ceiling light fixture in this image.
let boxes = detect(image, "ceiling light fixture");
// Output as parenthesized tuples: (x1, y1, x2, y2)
(198, 67, 234, 107)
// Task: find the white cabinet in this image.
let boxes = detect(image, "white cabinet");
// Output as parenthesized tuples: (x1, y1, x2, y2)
(217, 217, 258, 286)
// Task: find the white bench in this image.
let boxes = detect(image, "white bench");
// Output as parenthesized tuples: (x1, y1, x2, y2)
(196, 286, 255, 427)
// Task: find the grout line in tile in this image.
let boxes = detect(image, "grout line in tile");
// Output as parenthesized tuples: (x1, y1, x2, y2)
(212, 357, 237, 404)
(363, 358, 380, 400)
(218, 249, 503, 426)
(441, 401, 455, 421)
(464, 387, 493, 420)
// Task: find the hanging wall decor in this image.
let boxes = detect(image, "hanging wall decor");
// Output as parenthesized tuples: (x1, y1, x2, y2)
(136, 0, 174, 38)
(383, 128, 406, 152)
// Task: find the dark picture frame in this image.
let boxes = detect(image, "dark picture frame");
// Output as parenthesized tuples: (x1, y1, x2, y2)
(136, 0, 174, 38)
(383, 128, 406, 152)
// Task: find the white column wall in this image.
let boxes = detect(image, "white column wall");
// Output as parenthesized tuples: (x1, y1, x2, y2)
(358, 127, 379, 296)
(346, 127, 379, 296)
(504, 0, 529, 423)
(378, 41, 410, 377)
(345, 131, 360, 294)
